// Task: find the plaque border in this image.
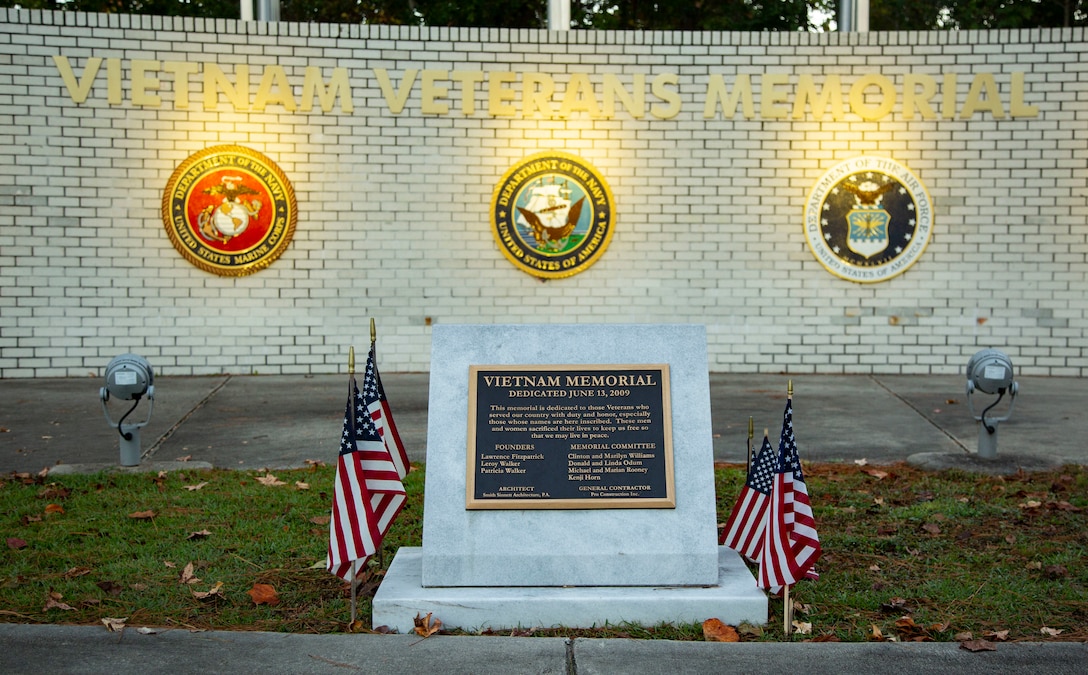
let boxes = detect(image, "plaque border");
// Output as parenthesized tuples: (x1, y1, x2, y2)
(466, 364, 675, 510)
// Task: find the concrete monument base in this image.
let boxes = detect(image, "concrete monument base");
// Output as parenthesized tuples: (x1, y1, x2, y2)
(373, 547, 767, 634)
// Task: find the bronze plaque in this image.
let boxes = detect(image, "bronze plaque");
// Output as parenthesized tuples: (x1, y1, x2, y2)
(467, 364, 675, 509)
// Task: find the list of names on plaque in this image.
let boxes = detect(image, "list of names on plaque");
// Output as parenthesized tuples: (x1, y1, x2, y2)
(467, 365, 675, 509)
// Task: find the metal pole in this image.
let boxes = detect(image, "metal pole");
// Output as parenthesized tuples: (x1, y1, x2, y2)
(548, 0, 571, 30)
(838, 0, 853, 31)
(257, 0, 279, 22)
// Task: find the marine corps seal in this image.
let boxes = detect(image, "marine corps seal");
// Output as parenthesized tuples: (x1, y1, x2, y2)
(491, 152, 615, 279)
(162, 146, 297, 276)
(804, 157, 933, 283)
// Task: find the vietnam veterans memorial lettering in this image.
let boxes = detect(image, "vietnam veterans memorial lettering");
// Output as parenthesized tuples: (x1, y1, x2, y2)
(467, 365, 675, 509)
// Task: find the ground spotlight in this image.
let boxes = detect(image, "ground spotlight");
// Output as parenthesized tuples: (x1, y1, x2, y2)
(100, 353, 155, 466)
(965, 349, 1018, 459)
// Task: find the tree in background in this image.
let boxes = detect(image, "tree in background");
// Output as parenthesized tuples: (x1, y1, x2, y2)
(0, 0, 1082, 28)
(573, 0, 822, 31)
(870, 0, 1086, 29)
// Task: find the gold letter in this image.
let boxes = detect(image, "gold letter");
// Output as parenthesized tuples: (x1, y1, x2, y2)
(603, 73, 644, 118)
(703, 73, 754, 119)
(848, 73, 896, 121)
(52, 55, 101, 104)
(522, 72, 555, 117)
(301, 67, 353, 113)
(107, 58, 122, 105)
(960, 72, 1005, 119)
(1009, 71, 1038, 118)
(903, 73, 937, 120)
(421, 70, 449, 115)
(760, 73, 790, 119)
(203, 63, 249, 111)
(559, 73, 601, 118)
(163, 61, 199, 109)
(450, 70, 483, 115)
(488, 72, 517, 116)
(942, 73, 957, 120)
(131, 60, 161, 107)
(253, 65, 297, 112)
(374, 68, 417, 114)
(650, 73, 681, 119)
(792, 74, 843, 120)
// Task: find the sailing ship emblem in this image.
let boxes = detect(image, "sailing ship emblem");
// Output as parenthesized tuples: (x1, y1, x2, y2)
(491, 152, 615, 280)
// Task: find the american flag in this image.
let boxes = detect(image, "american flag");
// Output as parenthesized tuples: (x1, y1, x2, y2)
(370, 343, 411, 479)
(758, 398, 821, 592)
(327, 349, 407, 581)
(720, 434, 775, 561)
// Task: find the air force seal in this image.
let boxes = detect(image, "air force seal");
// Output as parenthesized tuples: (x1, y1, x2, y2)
(491, 152, 615, 279)
(804, 157, 933, 283)
(162, 146, 297, 276)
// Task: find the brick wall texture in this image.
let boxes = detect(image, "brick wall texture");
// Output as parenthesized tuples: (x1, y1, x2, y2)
(0, 10, 1086, 377)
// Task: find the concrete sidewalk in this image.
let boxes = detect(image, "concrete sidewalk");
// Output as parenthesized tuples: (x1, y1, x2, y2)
(0, 624, 1085, 675)
(2, 373, 1084, 475)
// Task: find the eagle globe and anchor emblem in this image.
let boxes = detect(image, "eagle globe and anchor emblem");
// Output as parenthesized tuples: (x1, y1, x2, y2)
(491, 151, 615, 280)
(197, 175, 263, 244)
(804, 157, 933, 284)
(161, 145, 298, 277)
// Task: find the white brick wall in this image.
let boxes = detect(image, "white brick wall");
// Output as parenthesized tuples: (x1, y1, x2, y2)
(1, 10, 1086, 377)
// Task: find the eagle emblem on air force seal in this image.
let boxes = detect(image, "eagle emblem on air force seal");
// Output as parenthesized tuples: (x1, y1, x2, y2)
(804, 157, 933, 283)
(162, 146, 297, 276)
(491, 152, 615, 280)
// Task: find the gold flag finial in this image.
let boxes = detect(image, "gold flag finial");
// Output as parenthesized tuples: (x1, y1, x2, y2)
(370, 318, 376, 344)
(348, 346, 355, 375)
(788, 379, 793, 399)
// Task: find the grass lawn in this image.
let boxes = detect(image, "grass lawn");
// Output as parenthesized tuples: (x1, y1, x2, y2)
(2, 462, 1085, 641)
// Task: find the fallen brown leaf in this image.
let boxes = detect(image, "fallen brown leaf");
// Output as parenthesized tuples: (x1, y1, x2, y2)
(191, 581, 224, 600)
(6, 538, 27, 550)
(96, 580, 123, 596)
(101, 617, 127, 632)
(186, 530, 212, 540)
(257, 474, 286, 487)
(247, 583, 280, 606)
(791, 621, 812, 635)
(43, 591, 74, 611)
(64, 567, 92, 578)
(1040, 626, 1063, 637)
(413, 612, 442, 638)
(295, 481, 310, 490)
(128, 510, 156, 520)
(984, 629, 1010, 641)
(702, 618, 740, 642)
(960, 639, 996, 652)
(184, 482, 208, 491)
(179, 562, 200, 585)
(44, 504, 65, 515)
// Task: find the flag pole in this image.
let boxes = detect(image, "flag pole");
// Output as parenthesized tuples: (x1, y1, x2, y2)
(369, 318, 387, 570)
(746, 416, 754, 473)
(783, 379, 793, 637)
(347, 345, 359, 626)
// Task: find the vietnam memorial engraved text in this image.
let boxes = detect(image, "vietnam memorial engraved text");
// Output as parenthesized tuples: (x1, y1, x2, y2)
(467, 365, 675, 509)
